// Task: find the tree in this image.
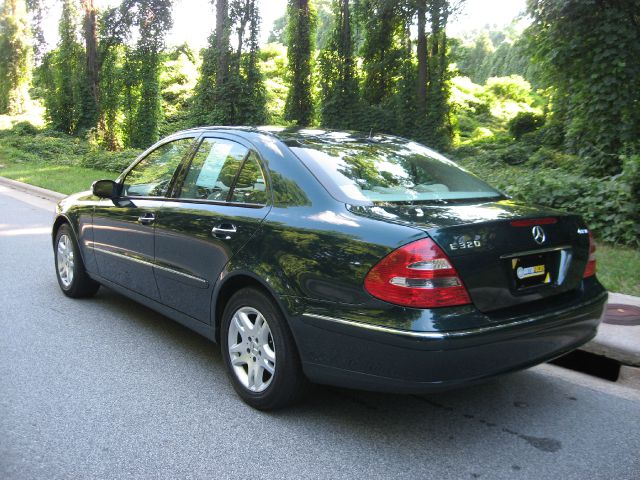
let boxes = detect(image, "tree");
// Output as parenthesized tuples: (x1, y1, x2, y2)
(0, 0, 33, 114)
(26, 0, 46, 64)
(81, 0, 99, 127)
(526, 0, 640, 175)
(318, 0, 360, 128)
(125, 0, 172, 148)
(42, 0, 84, 133)
(194, 0, 267, 125)
(284, 0, 316, 126)
(358, 0, 403, 106)
(423, 0, 453, 149)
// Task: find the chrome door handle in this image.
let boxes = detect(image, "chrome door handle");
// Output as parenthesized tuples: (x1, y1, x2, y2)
(138, 213, 156, 225)
(211, 224, 237, 239)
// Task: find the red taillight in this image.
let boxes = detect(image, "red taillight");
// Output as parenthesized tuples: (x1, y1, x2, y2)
(364, 238, 471, 308)
(583, 231, 596, 278)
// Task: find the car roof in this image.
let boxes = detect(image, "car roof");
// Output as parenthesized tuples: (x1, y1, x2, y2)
(177, 125, 406, 147)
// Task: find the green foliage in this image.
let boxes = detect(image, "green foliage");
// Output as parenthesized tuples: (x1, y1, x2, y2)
(194, 0, 267, 126)
(40, 0, 86, 134)
(317, 0, 360, 129)
(454, 141, 640, 247)
(526, 0, 640, 175)
(0, 124, 142, 173)
(284, 0, 316, 126)
(125, 0, 172, 148)
(508, 111, 545, 139)
(453, 24, 539, 86)
(357, 0, 403, 106)
(0, 0, 32, 115)
(258, 43, 288, 124)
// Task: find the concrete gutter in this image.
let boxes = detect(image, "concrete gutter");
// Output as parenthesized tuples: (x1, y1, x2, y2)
(0, 176, 66, 203)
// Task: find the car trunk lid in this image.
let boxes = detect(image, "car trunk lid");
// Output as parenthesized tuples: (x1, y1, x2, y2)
(350, 200, 591, 312)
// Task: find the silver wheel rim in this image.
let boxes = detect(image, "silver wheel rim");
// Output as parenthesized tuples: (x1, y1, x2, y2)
(56, 234, 75, 288)
(227, 306, 276, 393)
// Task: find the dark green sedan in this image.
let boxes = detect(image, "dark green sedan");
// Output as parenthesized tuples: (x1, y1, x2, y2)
(52, 127, 607, 410)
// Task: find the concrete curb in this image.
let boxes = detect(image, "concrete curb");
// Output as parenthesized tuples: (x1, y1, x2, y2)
(580, 292, 640, 368)
(0, 176, 66, 203)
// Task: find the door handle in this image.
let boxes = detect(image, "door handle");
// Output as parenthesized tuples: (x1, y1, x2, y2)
(211, 224, 237, 239)
(138, 213, 156, 225)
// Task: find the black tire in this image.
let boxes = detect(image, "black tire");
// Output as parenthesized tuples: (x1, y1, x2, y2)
(54, 223, 100, 298)
(221, 287, 306, 410)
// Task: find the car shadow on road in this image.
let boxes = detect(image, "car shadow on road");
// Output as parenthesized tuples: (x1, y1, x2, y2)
(88, 285, 608, 460)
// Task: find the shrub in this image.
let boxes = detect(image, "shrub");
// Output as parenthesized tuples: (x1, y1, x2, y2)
(509, 111, 545, 139)
(458, 156, 640, 247)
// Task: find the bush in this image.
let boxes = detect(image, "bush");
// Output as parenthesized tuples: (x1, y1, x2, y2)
(457, 156, 640, 247)
(0, 128, 142, 173)
(509, 111, 545, 139)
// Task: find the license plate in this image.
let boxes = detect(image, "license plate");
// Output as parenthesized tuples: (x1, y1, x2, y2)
(511, 253, 553, 289)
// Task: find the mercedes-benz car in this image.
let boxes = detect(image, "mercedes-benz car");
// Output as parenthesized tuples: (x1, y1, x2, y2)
(52, 127, 607, 410)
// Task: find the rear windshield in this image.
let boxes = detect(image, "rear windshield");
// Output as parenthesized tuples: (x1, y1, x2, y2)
(291, 139, 503, 204)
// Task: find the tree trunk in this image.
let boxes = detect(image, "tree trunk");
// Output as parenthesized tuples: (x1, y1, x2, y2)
(82, 0, 99, 110)
(215, 0, 229, 87)
(416, 0, 427, 107)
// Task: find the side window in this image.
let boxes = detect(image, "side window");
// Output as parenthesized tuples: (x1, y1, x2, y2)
(178, 138, 248, 201)
(123, 138, 194, 197)
(229, 152, 268, 205)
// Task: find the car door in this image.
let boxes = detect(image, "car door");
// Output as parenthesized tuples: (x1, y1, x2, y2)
(153, 135, 271, 322)
(92, 136, 196, 300)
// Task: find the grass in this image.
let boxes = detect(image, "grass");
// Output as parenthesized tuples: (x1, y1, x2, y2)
(596, 244, 640, 297)
(0, 157, 116, 195)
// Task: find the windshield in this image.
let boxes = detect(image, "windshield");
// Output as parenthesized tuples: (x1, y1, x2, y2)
(290, 139, 503, 204)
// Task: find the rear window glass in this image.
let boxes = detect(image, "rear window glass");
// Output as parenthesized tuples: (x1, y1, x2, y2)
(291, 140, 503, 204)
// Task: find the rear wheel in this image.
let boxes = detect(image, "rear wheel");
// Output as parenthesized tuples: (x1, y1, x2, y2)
(221, 287, 306, 410)
(54, 224, 100, 298)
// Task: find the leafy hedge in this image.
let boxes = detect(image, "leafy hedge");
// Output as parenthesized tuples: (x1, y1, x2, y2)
(0, 123, 142, 173)
(456, 149, 640, 247)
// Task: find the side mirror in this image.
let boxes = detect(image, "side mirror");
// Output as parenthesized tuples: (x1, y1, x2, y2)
(92, 179, 118, 199)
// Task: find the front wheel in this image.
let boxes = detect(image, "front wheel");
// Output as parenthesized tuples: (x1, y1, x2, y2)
(221, 288, 306, 410)
(54, 224, 100, 298)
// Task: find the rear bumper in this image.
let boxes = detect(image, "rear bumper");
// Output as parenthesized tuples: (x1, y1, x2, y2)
(290, 289, 608, 393)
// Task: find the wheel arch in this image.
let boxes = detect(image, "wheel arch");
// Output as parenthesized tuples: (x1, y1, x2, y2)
(52, 214, 89, 267)
(212, 271, 301, 344)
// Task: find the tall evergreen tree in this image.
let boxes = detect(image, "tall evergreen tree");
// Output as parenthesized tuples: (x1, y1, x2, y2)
(318, 0, 359, 128)
(284, 0, 316, 126)
(0, 0, 33, 114)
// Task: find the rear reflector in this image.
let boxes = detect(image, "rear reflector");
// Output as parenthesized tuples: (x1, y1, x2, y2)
(583, 231, 596, 278)
(510, 217, 558, 227)
(364, 238, 471, 308)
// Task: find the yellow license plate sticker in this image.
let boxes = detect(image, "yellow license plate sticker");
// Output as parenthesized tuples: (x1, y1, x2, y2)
(516, 264, 545, 279)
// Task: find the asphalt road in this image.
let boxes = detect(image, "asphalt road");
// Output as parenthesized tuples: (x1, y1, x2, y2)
(1, 184, 639, 480)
